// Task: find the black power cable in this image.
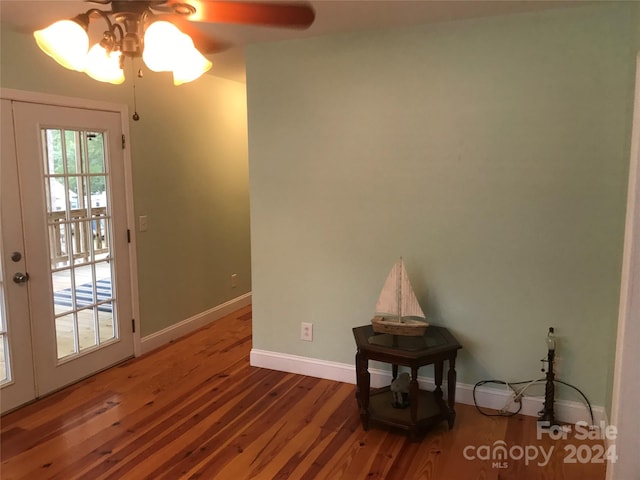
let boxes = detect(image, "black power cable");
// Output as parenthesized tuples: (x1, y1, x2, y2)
(472, 378, 595, 425)
(473, 379, 530, 417)
(555, 379, 595, 426)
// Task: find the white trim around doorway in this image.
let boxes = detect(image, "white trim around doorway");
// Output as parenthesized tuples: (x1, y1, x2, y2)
(607, 53, 640, 480)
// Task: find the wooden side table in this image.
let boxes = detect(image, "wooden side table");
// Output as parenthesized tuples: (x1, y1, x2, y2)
(352, 324, 462, 440)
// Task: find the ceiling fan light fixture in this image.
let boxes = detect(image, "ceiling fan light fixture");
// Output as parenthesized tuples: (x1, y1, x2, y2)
(34, 17, 90, 72)
(84, 44, 125, 84)
(32, 1, 315, 85)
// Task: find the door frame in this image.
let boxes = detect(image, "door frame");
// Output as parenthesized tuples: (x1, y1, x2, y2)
(607, 53, 640, 480)
(0, 88, 141, 358)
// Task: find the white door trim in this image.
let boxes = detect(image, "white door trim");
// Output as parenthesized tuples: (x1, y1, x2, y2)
(607, 54, 640, 480)
(0, 88, 141, 357)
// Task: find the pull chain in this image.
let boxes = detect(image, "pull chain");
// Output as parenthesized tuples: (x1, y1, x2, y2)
(131, 60, 141, 121)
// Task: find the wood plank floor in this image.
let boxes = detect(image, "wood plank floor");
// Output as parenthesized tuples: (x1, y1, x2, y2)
(1, 306, 607, 479)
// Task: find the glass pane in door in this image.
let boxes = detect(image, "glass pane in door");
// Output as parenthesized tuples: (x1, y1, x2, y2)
(0, 339, 8, 383)
(42, 128, 117, 361)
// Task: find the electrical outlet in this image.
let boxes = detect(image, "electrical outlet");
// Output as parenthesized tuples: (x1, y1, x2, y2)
(300, 322, 313, 342)
(231, 273, 238, 288)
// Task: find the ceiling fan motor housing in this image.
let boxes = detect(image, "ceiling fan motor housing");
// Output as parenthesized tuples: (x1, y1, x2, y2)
(110, 1, 155, 15)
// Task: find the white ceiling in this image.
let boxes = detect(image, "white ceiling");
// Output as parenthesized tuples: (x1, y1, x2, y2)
(0, 0, 585, 83)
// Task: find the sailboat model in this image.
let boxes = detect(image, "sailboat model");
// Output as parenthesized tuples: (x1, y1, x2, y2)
(372, 258, 429, 336)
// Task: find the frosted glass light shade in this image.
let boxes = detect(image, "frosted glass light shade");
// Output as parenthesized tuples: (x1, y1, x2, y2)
(143, 21, 186, 72)
(143, 20, 212, 84)
(172, 47, 212, 85)
(84, 44, 125, 84)
(34, 20, 89, 72)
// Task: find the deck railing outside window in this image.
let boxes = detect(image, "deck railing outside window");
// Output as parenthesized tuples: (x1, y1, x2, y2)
(48, 206, 109, 268)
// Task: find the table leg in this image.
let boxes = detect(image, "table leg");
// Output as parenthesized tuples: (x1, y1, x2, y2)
(447, 357, 457, 428)
(409, 366, 419, 437)
(355, 351, 370, 430)
(434, 360, 443, 399)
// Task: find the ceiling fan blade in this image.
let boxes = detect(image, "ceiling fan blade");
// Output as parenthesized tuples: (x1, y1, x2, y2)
(168, 0, 315, 29)
(165, 14, 232, 53)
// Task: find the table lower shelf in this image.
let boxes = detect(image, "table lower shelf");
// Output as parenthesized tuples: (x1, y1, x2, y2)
(359, 386, 450, 437)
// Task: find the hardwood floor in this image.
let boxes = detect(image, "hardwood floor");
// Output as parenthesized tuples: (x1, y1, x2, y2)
(1, 306, 607, 479)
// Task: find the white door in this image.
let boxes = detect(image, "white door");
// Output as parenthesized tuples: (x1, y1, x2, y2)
(1, 100, 134, 412)
(0, 99, 37, 412)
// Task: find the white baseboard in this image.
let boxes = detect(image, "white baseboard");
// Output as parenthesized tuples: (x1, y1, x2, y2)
(250, 349, 356, 384)
(139, 293, 252, 355)
(250, 348, 605, 426)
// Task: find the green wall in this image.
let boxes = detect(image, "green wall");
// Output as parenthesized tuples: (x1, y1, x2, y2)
(247, 3, 636, 406)
(1, 25, 251, 337)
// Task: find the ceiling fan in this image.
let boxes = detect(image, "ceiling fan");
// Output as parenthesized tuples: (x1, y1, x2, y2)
(88, 0, 316, 54)
(34, 0, 316, 85)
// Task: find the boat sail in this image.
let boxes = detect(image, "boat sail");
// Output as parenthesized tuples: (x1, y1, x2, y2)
(372, 258, 429, 336)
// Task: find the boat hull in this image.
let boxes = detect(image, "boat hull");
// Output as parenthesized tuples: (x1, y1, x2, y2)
(371, 316, 428, 337)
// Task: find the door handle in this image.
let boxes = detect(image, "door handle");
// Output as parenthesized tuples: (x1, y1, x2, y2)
(13, 272, 29, 284)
